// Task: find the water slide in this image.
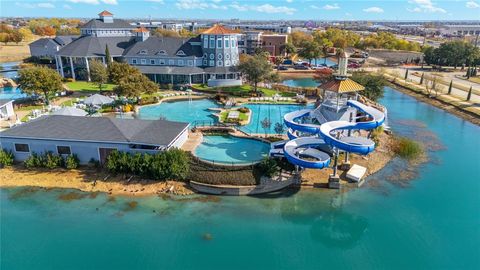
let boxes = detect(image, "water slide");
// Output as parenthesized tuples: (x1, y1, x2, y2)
(277, 99, 385, 168)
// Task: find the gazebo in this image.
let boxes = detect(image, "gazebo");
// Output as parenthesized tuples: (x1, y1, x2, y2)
(320, 52, 365, 112)
(84, 94, 114, 106)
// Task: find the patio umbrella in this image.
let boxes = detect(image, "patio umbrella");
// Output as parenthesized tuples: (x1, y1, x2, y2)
(52, 107, 88, 117)
(84, 94, 114, 106)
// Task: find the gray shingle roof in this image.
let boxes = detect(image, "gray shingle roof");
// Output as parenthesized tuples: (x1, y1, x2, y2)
(123, 37, 203, 57)
(53, 35, 80, 46)
(137, 65, 205, 75)
(0, 115, 189, 146)
(0, 99, 13, 107)
(81, 18, 134, 29)
(204, 66, 238, 73)
(29, 38, 57, 47)
(56, 36, 136, 57)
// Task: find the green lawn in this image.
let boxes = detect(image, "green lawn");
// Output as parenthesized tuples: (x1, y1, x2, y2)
(16, 105, 44, 111)
(65, 81, 116, 92)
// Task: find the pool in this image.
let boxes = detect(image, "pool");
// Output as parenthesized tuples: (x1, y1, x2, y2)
(282, 78, 319, 88)
(194, 135, 270, 164)
(0, 87, 26, 100)
(309, 58, 337, 67)
(138, 99, 220, 124)
(240, 103, 313, 134)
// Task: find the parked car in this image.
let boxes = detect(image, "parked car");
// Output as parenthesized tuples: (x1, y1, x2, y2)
(348, 63, 362, 69)
(330, 64, 338, 69)
(283, 59, 293, 65)
(293, 65, 309, 70)
(311, 65, 330, 70)
(276, 65, 289, 70)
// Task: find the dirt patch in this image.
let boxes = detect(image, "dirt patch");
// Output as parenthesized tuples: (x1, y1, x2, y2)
(58, 191, 88, 202)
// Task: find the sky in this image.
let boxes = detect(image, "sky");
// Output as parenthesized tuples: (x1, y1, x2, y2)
(1, 0, 479, 20)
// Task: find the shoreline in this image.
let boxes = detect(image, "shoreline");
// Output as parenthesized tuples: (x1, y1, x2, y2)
(386, 81, 480, 126)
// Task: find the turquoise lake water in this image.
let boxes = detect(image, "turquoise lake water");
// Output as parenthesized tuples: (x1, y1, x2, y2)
(1, 87, 480, 269)
(138, 99, 220, 124)
(194, 135, 269, 164)
(282, 78, 319, 88)
(0, 86, 26, 100)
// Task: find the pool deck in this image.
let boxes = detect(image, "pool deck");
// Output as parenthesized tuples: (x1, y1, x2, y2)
(181, 131, 203, 152)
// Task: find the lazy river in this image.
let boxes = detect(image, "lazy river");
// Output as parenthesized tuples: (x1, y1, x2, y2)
(1, 87, 479, 269)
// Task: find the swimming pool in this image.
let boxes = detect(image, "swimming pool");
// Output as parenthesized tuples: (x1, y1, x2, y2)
(194, 135, 270, 164)
(0, 87, 26, 100)
(138, 99, 220, 124)
(240, 103, 313, 134)
(282, 78, 319, 88)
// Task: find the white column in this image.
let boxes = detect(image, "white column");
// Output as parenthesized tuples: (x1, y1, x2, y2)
(69, 57, 76, 80)
(189, 75, 192, 85)
(59, 56, 65, 77)
(85, 57, 91, 82)
(102, 57, 106, 65)
(55, 55, 59, 73)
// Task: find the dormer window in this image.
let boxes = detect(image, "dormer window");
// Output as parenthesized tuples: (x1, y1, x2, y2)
(176, 50, 186, 56)
(157, 50, 167, 55)
(140, 50, 148, 55)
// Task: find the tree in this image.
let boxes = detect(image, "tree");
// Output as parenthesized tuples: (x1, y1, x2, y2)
(351, 73, 386, 101)
(261, 117, 272, 138)
(89, 60, 108, 91)
(289, 31, 312, 47)
(108, 62, 140, 84)
(273, 56, 285, 69)
(282, 43, 296, 58)
(274, 122, 285, 137)
(238, 54, 275, 94)
(298, 40, 322, 66)
(114, 73, 158, 98)
(105, 45, 112, 66)
(18, 28, 34, 41)
(0, 33, 8, 45)
(18, 66, 63, 105)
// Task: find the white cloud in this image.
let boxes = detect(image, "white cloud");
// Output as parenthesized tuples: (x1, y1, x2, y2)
(176, 0, 210, 10)
(63, 4, 73, 9)
(286, 0, 293, 3)
(146, 0, 165, 3)
(38, 2, 55, 8)
(323, 3, 340, 10)
(466, 1, 480, 8)
(310, 5, 320, 9)
(408, 0, 446, 13)
(68, 0, 118, 5)
(229, 3, 296, 14)
(15, 2, 55, 8)
(212, 0, 222, 2)
(363, 7, 384, 13)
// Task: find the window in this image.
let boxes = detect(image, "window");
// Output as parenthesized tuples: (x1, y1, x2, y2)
(203, 59, 208, 66)
(141, 59, 146, 65)
(217, 39, 222, 48)
(225, 38, 230, 48)
(232, 38, 236, 47)
(159, 59, 165, 65)
(132, 59, 137, 64)
(169, 59, 174, 65)
(217, 60, 223, 66)
(210, 38, 215, 48)
(150, 59, 155, 65)
(187, 60, 193, 66)
(14, 143, 29, 153)
(225, 53, 230, 60)
(57, 146, 71, 155)
(203, 37, 208, 48)
(225, 60, 231, 66)
(209, 60, 214, 66)
(178, 60, 184, 66)
(209, 54, 214, 60)
(217, 53, 223, 60)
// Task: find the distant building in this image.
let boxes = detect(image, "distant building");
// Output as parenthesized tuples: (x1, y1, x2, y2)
(238, 31, 288, 56)
(50, 11, 242, 87)
(29, 36, 78, 59)
(440, 25, 480, 36)
(227, 23, 291, 34)
(0, 115, 189, 164)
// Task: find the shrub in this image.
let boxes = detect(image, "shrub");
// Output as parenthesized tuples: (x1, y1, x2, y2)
(64, 154, 80, 169)
(40, 152, 63, 169)
(24, 153, 41, 169)
(257, 157, 279, 178)
(393, 137, 423, 160)
(371, 126, 384, 145)
(238, 107, 249, 113)
(0, 149, 14, 167)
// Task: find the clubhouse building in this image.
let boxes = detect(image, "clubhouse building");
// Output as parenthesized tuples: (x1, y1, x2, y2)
(54, 11, 242, 87)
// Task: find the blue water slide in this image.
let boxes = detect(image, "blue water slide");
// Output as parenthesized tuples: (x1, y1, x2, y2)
(283, 138, 331, 169)
(318, 100, 385, 155)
